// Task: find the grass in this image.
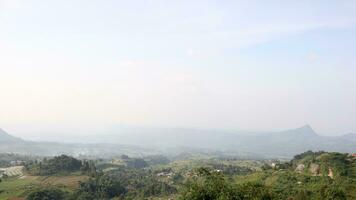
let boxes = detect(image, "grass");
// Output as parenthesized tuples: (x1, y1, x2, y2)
(35, 175, 88, 188)
(0, 177, 35, 200)
(0, 174, 88, 200)
(234, 171, 268, 184)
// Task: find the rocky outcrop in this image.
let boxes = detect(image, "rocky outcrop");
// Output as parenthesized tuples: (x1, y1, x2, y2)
(328, 168, 334, 179)
(309, 163, 320, 175)
(295, 164, 305, 173)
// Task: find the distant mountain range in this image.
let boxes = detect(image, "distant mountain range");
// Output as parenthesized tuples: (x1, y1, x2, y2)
(0, 128, 23, 142)
(0, 128, 156, 158)
(79, 124, 356, 157)
(0, 125, 355, 158)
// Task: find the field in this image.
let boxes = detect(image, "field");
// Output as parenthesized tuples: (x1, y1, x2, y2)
(0, 174, 88, 200)
(0, 167, 24, 178)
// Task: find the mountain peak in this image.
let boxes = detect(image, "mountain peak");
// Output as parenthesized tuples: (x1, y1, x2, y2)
(281, 124, 318, 137)
(299, 124, 314, 131)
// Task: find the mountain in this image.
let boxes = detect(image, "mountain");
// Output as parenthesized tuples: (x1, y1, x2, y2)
(0, 128, 23, 142)
(275, 124, 318, 138)
(341, 133, 356, 142)
(68, 124, 356, 157)
(0, 128, 158, 158)
(0, 125, 355, 158)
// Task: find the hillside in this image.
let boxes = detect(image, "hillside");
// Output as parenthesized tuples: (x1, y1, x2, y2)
(1, 151, 355, 200)
(70, 125, 356, 157)
(0, 126, 355, 158)
(238, 151, 356, 199)
(0, 128, 158, 157)
(0, 129, 22, 143)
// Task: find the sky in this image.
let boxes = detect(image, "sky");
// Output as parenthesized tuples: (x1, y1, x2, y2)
(1, 0, 356, 136)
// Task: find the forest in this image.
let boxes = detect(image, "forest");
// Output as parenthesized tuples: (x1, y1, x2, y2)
(0, 151, 355, 200)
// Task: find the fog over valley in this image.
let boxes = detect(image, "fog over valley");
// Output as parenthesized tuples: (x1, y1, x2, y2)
(1, 125, 355, 158)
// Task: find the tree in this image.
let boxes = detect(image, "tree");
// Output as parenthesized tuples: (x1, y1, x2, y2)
(75, 175, 126, 199)
(26, 155, 82, 175)
(179, 167, 238, 200)
(179, 168, 274, 200)
(318, 185, 347, 200)
(294, 189, 309, 200)
(2, 174, 8, 180)
(81, 160, 97, 177)
(26, 187, 65, 200)
(237, 182, 274, 200)
(126, 158, 148, 169)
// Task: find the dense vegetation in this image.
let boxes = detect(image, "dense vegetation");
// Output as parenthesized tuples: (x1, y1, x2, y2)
(27, 187, 65, 200)
(179, 167, 273, 200)
(25, 155, 83, 175)
(71, 175, 126, 199)
(0, 151, 355, 200)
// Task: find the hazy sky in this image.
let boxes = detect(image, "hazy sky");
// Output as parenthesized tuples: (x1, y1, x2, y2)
(1, 0, 356, 135)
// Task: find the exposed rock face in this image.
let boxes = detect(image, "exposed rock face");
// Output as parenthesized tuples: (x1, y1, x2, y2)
(328, 168, 334, 179)
(295, 164, 305, 173)
(309, 163, 320, 175)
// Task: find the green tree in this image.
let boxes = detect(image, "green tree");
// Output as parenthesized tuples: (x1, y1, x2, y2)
(26, 155, 82, 175)
(26, 187, 65, 200)
(179, 168, 274, 200)
(318, 185, 346, 200)
(179, 167, 238, 200)
(237, 182, 273, 200)
(74, 175, 126, 199)
(294, 189, 309, 200)
(126, 158, 148, 169)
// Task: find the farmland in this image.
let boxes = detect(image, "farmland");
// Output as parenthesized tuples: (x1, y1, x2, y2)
(0, 166, 23, 178)
(0, 174, 88, 200)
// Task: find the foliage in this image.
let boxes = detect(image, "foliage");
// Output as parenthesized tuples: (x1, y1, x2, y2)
(291, 151, 352, 177)
(126, 158, 148, 169)
(26, 187, 65, 200)
(179, 167, 273, 200)
(317, 184, 347, 200)
(0, 153, 37, 167)
(80, 160, 98, 177)
(144, 155, 171, 165)
(210, 163, 253, 175)
(0, 152, 354, 200)
(318, 153, 349, 176)
(71, 175, 126, 200)
(25, 155, 82, 175)
(106, 167, 177, 198)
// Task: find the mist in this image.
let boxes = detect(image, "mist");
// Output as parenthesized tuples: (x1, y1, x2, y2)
(1, 0, 356, 135)
(1, 2, 356, 199)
